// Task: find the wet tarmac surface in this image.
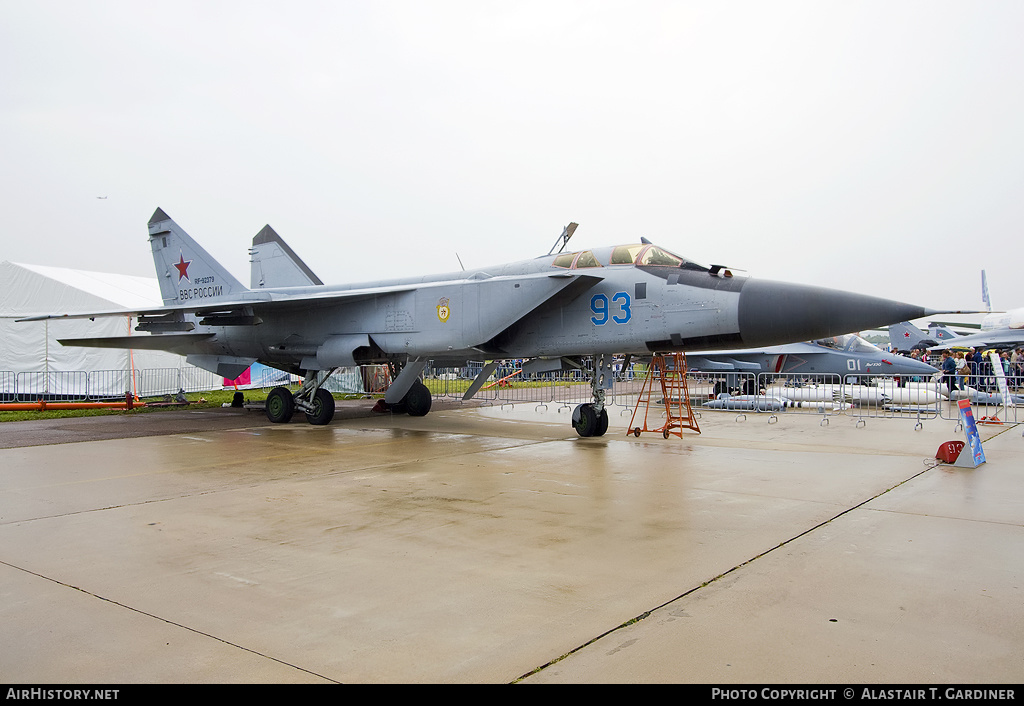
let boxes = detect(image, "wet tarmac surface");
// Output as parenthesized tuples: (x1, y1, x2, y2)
(1, 401, 1021, 683)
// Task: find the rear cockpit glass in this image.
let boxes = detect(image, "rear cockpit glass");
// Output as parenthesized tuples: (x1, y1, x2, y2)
(552, 250, 602, 269)
(610, 245, 645, 265)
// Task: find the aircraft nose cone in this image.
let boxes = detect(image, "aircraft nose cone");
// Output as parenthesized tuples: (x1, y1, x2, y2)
(888, 356, 941, 376)
(737, 279, 929, 348)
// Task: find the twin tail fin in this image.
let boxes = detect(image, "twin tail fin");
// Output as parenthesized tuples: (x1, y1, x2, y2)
(148, 208, 248, 306)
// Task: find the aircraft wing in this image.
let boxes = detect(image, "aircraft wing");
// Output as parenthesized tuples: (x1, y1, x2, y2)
(15, 284, 413, 323)
(29, 270, 605, 360)
(926, 319, 983, 331)
(18, 271, 596, 325)
(16, 297, 272, 323)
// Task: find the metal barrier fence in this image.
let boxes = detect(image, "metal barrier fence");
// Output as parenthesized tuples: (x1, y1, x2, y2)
(4, 364, 1018, 427)
(421, 365, 1020, 428)
(5, 371, 89, 402)
(0, 371, 12, 401)
(940, 372, 1022, 425)
(686, 372, 947, 427)
(0, 367, 222, 402)
(682, 371, 1019, 427)
(427, 364, 592, 411)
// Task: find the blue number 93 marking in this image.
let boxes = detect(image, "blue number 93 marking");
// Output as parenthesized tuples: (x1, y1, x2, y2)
(591, 292, 631, 325)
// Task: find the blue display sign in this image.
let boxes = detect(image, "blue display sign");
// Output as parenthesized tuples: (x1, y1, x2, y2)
(955, 399, 987, 468)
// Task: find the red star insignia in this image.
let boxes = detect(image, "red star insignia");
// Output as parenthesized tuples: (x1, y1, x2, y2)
(174, 252, 191, 282)
(904, 332, 911, 338)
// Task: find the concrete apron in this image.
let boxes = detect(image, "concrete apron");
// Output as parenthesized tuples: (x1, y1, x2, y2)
(0, 404, 1020, 683)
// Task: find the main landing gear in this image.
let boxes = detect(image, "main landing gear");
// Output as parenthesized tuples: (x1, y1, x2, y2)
(265, 362, 433, 425)
(572, 354, 614, 438)
(374, 359, 432, 417)
(266, 369, 337, 425)
(373, 379, 432, 417)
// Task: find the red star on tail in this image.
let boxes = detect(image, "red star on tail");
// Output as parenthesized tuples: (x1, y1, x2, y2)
(174, 252, 191, 282)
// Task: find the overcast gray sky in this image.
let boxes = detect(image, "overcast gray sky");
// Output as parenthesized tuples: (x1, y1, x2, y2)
(2, 1, 1022, 315)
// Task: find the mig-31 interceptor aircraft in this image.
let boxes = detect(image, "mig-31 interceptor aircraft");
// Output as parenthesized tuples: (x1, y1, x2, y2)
(22, 208, 940, 437)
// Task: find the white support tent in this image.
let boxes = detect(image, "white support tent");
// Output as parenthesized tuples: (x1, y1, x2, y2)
(0, 261, 218, 397)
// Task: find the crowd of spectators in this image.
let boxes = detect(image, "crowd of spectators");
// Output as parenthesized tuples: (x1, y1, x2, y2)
(890, 346, 1024, 390)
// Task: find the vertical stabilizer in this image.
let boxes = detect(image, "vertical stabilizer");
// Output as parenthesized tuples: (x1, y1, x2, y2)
(927, 323, 960, 341)
(148, 208, 247, 306)
(249, 224, 323, 288)
(888, 321, 935, 350)
(981, 270, 991, 312)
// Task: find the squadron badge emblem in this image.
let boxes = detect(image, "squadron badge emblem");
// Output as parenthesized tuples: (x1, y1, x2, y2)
(437, 297, 451, 323)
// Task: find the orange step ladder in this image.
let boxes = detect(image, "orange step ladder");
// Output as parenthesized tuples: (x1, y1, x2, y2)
(628, 353, 701, 438)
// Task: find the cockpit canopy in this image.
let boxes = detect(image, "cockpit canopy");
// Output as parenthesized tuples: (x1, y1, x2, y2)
(812, 334, 884, 354)
(550, 243, 709, 271)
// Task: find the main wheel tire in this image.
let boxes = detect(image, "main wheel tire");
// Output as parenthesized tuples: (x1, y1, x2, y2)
(405, 381, 432, 417)
(305, 388, 336, 425)
(572, 403, 598, 437)
(594, 408, 609, 437)
(265, 386, 294, 423)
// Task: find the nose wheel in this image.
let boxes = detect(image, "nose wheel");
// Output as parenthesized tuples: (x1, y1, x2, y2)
(573, 403, 609, 437)
(573, 354, 614, 437)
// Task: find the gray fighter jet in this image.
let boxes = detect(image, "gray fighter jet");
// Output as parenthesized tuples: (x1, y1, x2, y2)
(23, 208, 938, 437)
(926, 320, 1024, 352)
(892, 319, 1024, 353)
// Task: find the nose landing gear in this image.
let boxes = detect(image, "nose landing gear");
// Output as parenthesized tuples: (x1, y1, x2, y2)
(573, 354, 614, 437)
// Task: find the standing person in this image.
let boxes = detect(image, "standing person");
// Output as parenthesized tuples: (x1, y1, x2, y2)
(955, 351, 968, 390)
(941, 351, 958, 396)
(972, 348, 986, 389)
